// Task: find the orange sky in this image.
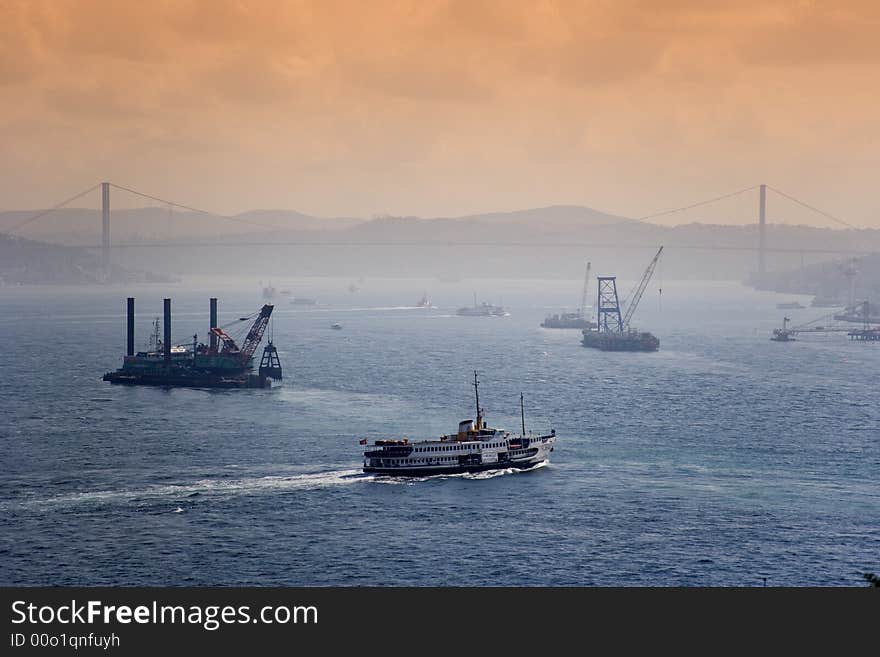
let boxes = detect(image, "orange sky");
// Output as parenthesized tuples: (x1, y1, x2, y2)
(1, 0, 878, 225)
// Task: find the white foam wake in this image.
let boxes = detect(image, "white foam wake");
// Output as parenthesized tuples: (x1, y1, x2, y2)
(15, 469, 375, 511)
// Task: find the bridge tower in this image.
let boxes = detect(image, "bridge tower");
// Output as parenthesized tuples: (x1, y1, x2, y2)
(758, 183, 766, 283)
(101, 181, 110, 275)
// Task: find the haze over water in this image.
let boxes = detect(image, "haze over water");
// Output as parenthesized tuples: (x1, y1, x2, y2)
(1, 278, 877, 585)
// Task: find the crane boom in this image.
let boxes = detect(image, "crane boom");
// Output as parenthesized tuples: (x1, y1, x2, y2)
(209, 303, 274, 363)
(622, 246, 663, 329)
(579, 261, 591, 320)
(240, 304, 274, 360)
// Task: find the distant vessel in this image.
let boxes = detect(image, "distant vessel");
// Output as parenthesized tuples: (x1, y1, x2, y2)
(771, 316, 796, 342)
(542, 261, 597, 330)
(776, 301, 805, 310)
(581, 247, 662, 352)
(262, 285, 276, 300)
(362, 372, 556, 477)
(291, 297, 318, 306)
(811, 296, 844, 308)
(457, 294, 508, 317)
(103, 298, 281, 388)
(416, 292, 432, 308)
(331, 323, 342, 330)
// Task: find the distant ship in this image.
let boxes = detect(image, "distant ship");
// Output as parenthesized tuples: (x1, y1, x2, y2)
(811, 296, 844, 308)
(770, 317, 797, 342)
(776, 301, 805, 310)
(331, 323, 342, 330)
(262, 284, 276, 300)
(416, 293, 432, 308)
(290, 297, 318, 306)
(542, 261, 597, 330)
(457, 294, 508, 316)
(361, 372, 556, 476)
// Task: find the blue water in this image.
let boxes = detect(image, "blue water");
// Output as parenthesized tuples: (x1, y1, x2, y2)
(1, 278, 877, 586)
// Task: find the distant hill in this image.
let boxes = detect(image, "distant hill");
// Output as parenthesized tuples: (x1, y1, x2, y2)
(0, 204, 628, 246)
(751, 253, 880, 304)
(0, 207, 362, 245)
(4, 202, 880, 283)
(439, 205, 633, 227)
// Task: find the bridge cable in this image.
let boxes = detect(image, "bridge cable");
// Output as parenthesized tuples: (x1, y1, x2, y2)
(4, 184, 101, 235)
(635, 185, 760, 222)
(766, 186, 859, 230)
(109, 183, 279, 230)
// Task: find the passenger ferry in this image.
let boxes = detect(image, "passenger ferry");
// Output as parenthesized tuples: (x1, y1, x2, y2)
(362, 373, 556, 476)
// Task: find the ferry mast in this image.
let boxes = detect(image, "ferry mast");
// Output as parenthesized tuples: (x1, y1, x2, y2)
(473, 370, 483, 430)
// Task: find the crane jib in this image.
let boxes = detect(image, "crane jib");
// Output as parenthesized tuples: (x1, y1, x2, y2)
(622, 246, 663, 329)
(239, 304, 274, 360)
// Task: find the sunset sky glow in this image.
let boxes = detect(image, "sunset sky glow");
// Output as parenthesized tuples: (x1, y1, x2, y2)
(1, 0, 877, 225)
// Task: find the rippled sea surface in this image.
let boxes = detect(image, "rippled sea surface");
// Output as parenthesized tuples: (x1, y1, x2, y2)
(1, 278, 877, 586)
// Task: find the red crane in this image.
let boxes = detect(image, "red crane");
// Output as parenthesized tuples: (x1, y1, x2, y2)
(211, 304, 274, 363)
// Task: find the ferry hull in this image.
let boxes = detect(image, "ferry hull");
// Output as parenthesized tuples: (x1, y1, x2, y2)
(364, 458, 548, 477)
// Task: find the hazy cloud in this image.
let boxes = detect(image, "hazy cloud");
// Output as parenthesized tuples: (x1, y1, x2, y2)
(0, 1, 877, 225)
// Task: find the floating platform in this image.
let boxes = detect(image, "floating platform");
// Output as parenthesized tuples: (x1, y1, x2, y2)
(848, 329, 880, 341)
(103, 370, 271, 388)
(581, 329, 660, 352)
(102, 296, 281, 390)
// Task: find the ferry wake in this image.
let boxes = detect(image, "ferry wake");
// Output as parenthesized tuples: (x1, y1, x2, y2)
(361, 372, 556, 477)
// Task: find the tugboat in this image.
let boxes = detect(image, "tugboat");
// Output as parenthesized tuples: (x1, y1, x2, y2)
(361, 372, 556, 477)
(770, 317, 797, 342)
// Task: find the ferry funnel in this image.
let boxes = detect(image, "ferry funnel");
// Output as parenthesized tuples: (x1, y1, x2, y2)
(126, 297, 135, 357)
(163, 298, 171, 363)
(209, 297, 218, 351)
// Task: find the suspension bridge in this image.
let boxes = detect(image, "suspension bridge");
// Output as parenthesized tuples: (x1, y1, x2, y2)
(1, 181, 871, 279)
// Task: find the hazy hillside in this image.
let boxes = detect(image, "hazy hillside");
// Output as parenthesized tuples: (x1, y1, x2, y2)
(0, 207, 362, 245)
(752, 253, 880, 305)
(0, 234, 175, 285)
(442, 205, 633, 227)
(4, 203, 880, 284)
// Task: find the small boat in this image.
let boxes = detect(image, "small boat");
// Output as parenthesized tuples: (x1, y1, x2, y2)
(331, 323, 342, 330)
